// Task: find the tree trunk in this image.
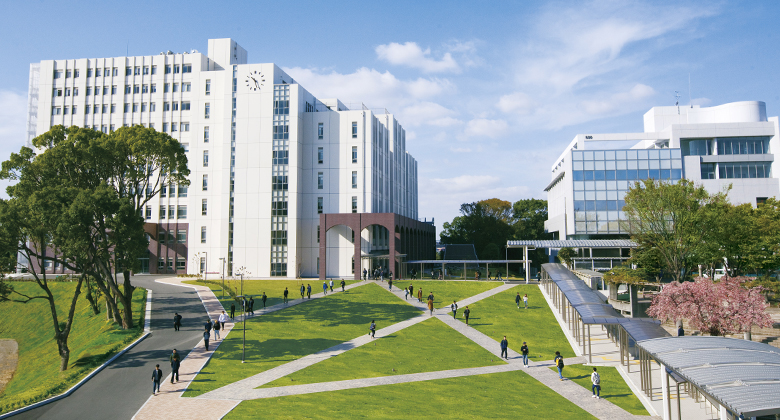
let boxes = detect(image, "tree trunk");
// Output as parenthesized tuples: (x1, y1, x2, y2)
(83, 275, 101, 315)
(56, 334, 70, 371)
(120, 270, 135, 329)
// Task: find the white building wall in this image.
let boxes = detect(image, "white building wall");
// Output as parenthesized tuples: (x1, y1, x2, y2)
(29, 38, 419, 279)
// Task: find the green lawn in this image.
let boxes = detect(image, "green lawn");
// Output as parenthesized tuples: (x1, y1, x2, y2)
(0, 281, 146, 414)
(392, 280, 501, 307)
(183, 279, 361, 313)
(262, 316, 505, 388)
(225, 370, 596, 420)
(183, 282, 422, 397)
(465, 285, 576, 359)
(550, 364, 649, 416)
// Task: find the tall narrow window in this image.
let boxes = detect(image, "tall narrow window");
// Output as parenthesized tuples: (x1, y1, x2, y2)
(317, 197, 323, 214)
(145, 206, 151, 220)
(159, 206, 166, 219)
(177, 205, 187, 219)
(201, 226, 207, 243)
(352, 171, 358, 189)
(203, 150, 209, 167)
(352, 196, 358, 213)
(351, 122, 357, 138)
(168, 205, 175, 219)
(205, 79, 211, 95)
(352, 146, 358, 163)
(318, 122, 324, 139)
(204, 103, 210, 119)
(317, 147, 323, 164)
(202, 174, 208, 191)
(204, 126, 209, 143)
(317, 172, 323, 189)
(202, 199, 208, 216)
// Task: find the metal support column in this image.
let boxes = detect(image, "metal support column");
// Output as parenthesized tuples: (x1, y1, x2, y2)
(587, 324, 592, 364)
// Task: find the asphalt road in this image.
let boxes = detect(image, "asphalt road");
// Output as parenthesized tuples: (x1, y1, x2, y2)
(11, 276, 209, 420)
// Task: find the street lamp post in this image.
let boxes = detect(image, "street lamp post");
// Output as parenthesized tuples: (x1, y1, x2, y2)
(219, 257, 226, 299)
(235, 265, 250, 363)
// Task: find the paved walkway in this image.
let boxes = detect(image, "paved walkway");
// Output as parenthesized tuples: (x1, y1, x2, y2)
(132, 279, 657, 419)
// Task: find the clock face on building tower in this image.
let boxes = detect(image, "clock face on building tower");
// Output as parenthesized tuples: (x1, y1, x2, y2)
(245, 70, 265, 91)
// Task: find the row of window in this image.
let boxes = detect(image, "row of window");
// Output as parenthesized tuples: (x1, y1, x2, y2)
(682, 137, 770, 156)
(144, 205, 187, 220)
(315, 196, 359, 214)
(572, 169, 683, 181)
(53, 64, 192, 80)
(316, 171, 360, 189)
(157, 229, 187, 244)
(700, 162, 772, 179)
(158, 257, 187, 271)
(315, 122, 359, 140)
(317, 146, 359, 164)
(572, 149, 682, 161)
(53, 102, 191, 115)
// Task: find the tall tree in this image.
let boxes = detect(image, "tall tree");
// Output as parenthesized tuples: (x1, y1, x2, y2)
(647, 276, 773, 336)
(440, 200, 512, 260)
(622, 179, 728, 282)
(512, 198, 552, 271)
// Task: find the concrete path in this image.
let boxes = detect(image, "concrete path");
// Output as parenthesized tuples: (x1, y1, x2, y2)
(11, 276, 209, 420)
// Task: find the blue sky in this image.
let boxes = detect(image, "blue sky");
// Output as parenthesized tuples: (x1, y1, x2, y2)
(1, 0, 779, 227)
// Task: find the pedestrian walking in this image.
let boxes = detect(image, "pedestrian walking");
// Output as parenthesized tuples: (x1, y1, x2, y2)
(497, 272, 502, 281)
(500, 336, 509, 359)
(554, 351, 565, 380)
(677, 324, 684, 336)
(487, 270, 491, 280)
(152, 364, 163, 395)
(340, 280, 346, 292)
(388, 279, 393, 290)
(307, 284, 312, 299)
(329, 279, 334, 292)
(262, 292, 267, 308)
(249, 297, 255, 315)
(417, 288, 423, 303)
(409, 284, 414, 298)
(203, 329, 211, 351)
(591, 367, 601, 398)
(204, 319, 213, 339)
(323, 281, 328, 295)
(363, 268, 367, 281)
(369, 320, 376, 338)
(284, 287, 289, 304)
(173, 313, 182, 331)
(451, 301, 458, 318)
(219, 311, 229, 329)
(213, 318, 221, 340)
(300, 284, 305, 299)
(427, 293, 435, 315)
(523, 294, 528, 309)
(379, 270, 384, 282)
(230, 303, 235, 319)
(515, 292, 521, 309)
(521, 342, 529, 367)
(463, 306, 470, 325)
(404, 287, 409, 300)
(169, 349, 181, 383)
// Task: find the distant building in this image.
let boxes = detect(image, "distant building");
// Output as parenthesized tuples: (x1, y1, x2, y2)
(27, 38, 420, 278)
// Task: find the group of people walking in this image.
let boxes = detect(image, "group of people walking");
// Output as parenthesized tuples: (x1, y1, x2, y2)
(363, 267, 393, 281)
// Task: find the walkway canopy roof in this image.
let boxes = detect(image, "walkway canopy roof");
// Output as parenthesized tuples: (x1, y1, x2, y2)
(637, 336, 780, 418)
(507, 239, 637, 249)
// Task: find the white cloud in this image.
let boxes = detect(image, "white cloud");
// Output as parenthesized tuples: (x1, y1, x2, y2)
(283, 67, 452, 113)
(0, 90, 27, 199)
(580, 83, 656, 115)
(376, 42, 459, 73)
(497, 92, 535, 115)
(400, 102, 461, 127)
(463, 118, 508, 139)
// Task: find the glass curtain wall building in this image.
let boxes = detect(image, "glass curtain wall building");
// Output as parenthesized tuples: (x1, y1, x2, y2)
(546, 101, 780, 241)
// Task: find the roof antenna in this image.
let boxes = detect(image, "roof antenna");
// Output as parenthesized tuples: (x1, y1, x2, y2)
(675, 91, 681, 114)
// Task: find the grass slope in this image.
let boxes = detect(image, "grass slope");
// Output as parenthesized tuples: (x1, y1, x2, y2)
(183, 283, 421, 397)
(550, 364, 649, 416)
(183, 279, 360, 313)
(262, 316, 505, 388)
(0, 281, 146, 414)
(225, 370, 597, 420)
(465, 285, 576, 359)
(392, 280, 501, 307)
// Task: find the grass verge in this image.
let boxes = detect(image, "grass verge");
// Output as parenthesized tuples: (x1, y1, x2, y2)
(0, 281, 146, 414)
(465, 285, 576, 359)
(391, 280, 501, 307)
(549, 364, 649, 416)
(183, 282, 421, 397)
(225, 370, 596, 419)
(262, 316, 505, 387)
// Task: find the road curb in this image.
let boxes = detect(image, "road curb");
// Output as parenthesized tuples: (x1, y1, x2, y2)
(0, 331, 151, 419)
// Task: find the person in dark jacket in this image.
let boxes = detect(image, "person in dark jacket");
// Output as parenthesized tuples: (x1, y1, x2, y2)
(213, 318, 221, 340)
(169, 349, 181, 383)
(677, 324, 684, 336)
(300, 284, 305, 299)
(262, 292, 267, 308)
(340, 280, 346, 292)
(152, 364, 163, 395)
(369, 320, 376, 338)
(249, 297, 255, 315)
(230, 303, 235, 319)
(173, 313, 182, 331)
(283, 287, 289, 304)
(520, 342, 529, 367)
(463, 306, 471, 325)
(204, 319, 213, 339)
(307, 284, 312, 299)
(554, 351, 565, 380)
(451, 301, 458, 318)
(203, 329, 211, 351)
(515, 292, 521, 309)
(500, 336, 509, 359)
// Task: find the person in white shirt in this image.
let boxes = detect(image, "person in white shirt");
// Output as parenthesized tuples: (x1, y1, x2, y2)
(218, 311, 229, 329)
(523, 294, 528, 309)
(591, 367, 601, 399)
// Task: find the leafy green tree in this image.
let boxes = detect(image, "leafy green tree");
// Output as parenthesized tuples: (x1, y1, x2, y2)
(440, 199, 512, 260)
(622, 179, 728, 282)
(629, 245, 665, 282)
(557, 247, 576, 267)
(512, 198, 552, 270)
(604, 264, 648, 285)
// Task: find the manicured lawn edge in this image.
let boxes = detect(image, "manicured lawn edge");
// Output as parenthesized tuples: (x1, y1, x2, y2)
(549, 364, 649, 416)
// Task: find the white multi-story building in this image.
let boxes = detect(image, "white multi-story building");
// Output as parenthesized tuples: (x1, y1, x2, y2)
(545, 101, 780, 240)
(27, 38, 419, 278)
